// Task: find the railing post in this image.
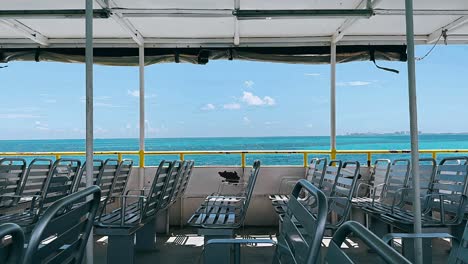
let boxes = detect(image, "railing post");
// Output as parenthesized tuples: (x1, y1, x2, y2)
(117, 153, 123, 162)
(55, 154, 61, 160)
(180, 153, 185, 161)
(241, 152, 246, 168)
(303, 152, 308, 167)
(431, 152, 437, 160)
(367, 152, 372, 167)
(331, 149, 337, 160)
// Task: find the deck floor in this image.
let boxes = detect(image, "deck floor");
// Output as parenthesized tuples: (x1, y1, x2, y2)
(93, 226, 452, 263)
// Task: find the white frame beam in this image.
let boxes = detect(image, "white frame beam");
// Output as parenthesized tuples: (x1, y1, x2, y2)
(332, 0, 384, 43)
(139, 45, 145, 189)
(427, 16, 468, 43)
(95, 0, 144, 45)
(0, 19, 48, 46)
(85, 0, 94, 263)
(405, 0, 423, 263)
(330, 42, 337, 158)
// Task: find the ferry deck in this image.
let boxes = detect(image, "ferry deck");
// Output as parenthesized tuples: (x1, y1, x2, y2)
(1, 1, 468, 263)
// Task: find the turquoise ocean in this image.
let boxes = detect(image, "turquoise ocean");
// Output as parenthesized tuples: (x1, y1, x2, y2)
(1, 134, 468, 166)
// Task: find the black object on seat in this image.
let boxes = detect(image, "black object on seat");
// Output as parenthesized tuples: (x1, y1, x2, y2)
(23, 186, 101, 264)
(0, 223, 25, 264)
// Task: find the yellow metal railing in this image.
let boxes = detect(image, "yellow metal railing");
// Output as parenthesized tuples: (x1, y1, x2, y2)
(1, 149, 468, 168)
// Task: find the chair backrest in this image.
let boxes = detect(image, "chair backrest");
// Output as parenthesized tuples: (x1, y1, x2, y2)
(141, 160, 174, 220)
(449, 220, 468, 264)
(169, 160, 194, 205)
(427, 157, 468, 225)
(380, 159, 410, 203)
(275, 179, 328, 264)
(109, 159, 133, 198)
(36, 159, 82, 216)
(369, 159, 391, 191)
(399, 158, 437, 208)
(0, 223, 24, 264)
(0, 158, 27, 207)
(320, 160, 342, 196)
(328, 161, 360, 228)
(156, 160, 183, 212)
(23, 186, 101, 264)
(19, 159, 53, 202)
(95, 159, 120, 216)
(74, 159, 104, 192)
(307, 158, 327, 188)
(324, 221, 411, 264)
(239, 160, 261, 223)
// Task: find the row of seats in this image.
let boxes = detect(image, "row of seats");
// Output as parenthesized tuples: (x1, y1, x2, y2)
(270, 158, 361, 231)
(0, 158, 195, 264)
(0, 157, 133, 233)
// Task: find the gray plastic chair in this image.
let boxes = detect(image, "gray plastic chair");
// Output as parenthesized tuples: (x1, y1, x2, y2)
(383, 220, 468, 264)
(205, 179, 328, 264)
(23, 186, 101, 264)
(0, 223, 24, 264)
(325, 221, 411, 264)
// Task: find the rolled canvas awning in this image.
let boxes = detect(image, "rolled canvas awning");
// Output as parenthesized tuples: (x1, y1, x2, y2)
(0, 45, 407, 65)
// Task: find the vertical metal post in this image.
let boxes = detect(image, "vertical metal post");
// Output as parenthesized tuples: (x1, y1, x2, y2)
(405, 0, 423, 263)
(85, 0, 94, 263)
(139, 45, 145, 189)
(330, 42, 337, 160)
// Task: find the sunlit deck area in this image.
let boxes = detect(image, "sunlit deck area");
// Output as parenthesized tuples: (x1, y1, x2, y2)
(91, 226, 452, 264)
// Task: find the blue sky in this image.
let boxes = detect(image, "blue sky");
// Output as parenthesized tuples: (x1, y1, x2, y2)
(1, 45, 467, 139)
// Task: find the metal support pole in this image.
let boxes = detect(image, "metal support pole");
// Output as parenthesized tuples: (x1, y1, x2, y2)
(330, 42, 337, 160)
(85, 0, 94, 263)
(405, 0, 423, 263)
(139, 45, 145, 189)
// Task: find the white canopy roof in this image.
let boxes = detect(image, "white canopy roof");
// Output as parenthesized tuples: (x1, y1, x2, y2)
(1, 0, 467, 49)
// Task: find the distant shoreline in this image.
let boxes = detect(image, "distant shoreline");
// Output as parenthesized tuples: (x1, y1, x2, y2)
(1, 133, 468, 142)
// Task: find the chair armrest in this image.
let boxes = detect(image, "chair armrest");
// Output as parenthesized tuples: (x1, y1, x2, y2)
(422, 193, 466, 225)
(382, 232, 455, 244)
(206, 238, 276, 247)
(355, 182, 374, 198)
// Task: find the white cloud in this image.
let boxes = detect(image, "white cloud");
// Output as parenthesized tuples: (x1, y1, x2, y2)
(223, 103, 241, 110)
(264, 121, 279, 125)
(304, 73, 320, 76)
(243, 116, 251, 124)
(128, 90, 139, 97)
(0, 114, 41, 119)
(244, 80, 255, 88)
(337, 81, 372, 87)
(127, 90, 156, 98)
(241, 91, 276, 106)
(34, 121, 49, 131)
(201, 103, 216, 111)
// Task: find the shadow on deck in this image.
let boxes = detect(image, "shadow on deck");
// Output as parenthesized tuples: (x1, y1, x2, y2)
(93, 226, 451, 264)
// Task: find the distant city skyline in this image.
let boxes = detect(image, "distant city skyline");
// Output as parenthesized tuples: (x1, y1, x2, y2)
(1, 45, 467, 140)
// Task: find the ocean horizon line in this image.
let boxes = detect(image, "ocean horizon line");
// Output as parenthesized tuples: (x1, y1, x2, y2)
(1, 132, 468, 142)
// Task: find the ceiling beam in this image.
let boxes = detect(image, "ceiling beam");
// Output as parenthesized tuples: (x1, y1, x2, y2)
(332, 0, 384, 43)
(427, 16, 468, 43)
(95, 0, 144, 45)
(0, 19, 48, 46)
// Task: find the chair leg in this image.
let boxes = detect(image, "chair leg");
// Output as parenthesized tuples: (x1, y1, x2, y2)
(107, 234, 135, 264)
(136, 218, 157, 250)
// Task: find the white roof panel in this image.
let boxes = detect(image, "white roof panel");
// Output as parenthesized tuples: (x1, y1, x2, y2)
(0, 0, 468, 47)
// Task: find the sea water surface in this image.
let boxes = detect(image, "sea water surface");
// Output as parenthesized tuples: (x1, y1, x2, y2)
(1, 135, 468, 166)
